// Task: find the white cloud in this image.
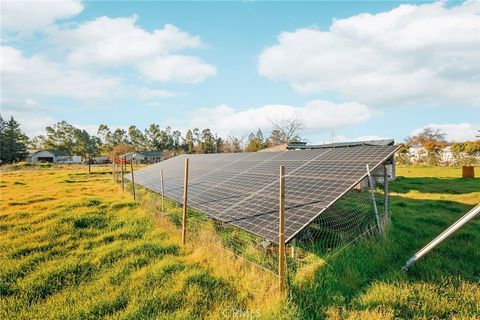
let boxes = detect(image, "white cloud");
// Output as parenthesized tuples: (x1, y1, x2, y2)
(73, 123, 100, 136)
(1, 0, 83, 33)
(411, 123, 479, 142)
(0, 98, 45, 112)
(146, 102, 165, 107)
(0, 98, 103, 137)
(350, 135, 388, 142)
(0, 100, 56, 137)
(1, 46, 121, 99)
(138, 88, 178, 99)
(188, 100, 375, 136)
(259, 1, 480, 107)
(49, 17, 202, 66)
(47, 16, 216, 83)
(137, 55, 216, 83)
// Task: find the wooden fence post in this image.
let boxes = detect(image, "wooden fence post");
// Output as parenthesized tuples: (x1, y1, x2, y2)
(182, 158, 189, 245)
(279, 165, 286, 294)
(121, 157, 124, 191)
(130, 161, 136, 201)
(112, 158, 116, 182)
(161, 169, 165, 212)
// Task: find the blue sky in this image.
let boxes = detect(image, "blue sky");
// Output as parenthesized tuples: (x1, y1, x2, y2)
(1, 0, 479, 144)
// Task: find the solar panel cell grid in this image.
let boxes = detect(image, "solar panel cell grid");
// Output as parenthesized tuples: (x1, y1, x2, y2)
(125, 145, 398, 244)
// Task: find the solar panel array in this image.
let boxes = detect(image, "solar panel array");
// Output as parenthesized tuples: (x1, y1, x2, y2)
(125, 145, 398, 244)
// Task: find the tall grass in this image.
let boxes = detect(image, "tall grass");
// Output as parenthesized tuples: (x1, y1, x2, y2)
(290, 166, 480, 319)
(1, 165, 478, 319)
(0, 168, 291, 319)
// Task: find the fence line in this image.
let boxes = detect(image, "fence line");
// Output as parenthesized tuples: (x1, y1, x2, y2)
(113, 159, 390, 294)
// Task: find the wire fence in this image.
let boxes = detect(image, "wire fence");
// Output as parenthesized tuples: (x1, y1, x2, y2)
(112, 158, 391, 293)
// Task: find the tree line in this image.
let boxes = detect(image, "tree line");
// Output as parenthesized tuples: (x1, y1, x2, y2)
(397, 128, 480, 165)
(0, 114, 303, 164)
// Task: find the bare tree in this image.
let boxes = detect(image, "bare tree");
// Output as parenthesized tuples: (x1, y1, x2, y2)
(269, 117, 304, 145)
(405, 128, 447, 146)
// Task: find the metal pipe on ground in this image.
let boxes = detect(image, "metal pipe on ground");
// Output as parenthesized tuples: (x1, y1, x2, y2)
(402, 204, 480, 271)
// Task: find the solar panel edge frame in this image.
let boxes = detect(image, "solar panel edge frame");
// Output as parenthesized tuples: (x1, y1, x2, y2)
(123, 145, 400, 246)
(284, 145, 401, 244)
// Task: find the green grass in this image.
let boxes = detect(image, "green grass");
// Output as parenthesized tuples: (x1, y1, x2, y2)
(290, 166, 480, 319)
(0, 165, 479, 319)
(0, 169, 286, 319)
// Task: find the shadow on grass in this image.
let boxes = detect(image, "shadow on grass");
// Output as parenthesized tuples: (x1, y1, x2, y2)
(390, 176, 480, 194)
(290, 196, 479, 319)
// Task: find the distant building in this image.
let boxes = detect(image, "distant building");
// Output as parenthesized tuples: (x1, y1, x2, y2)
(407, 145, 456, 165)
(92, 155, 110, 164)
(28, 150, 82, 163)
(120, 151, 165, 163)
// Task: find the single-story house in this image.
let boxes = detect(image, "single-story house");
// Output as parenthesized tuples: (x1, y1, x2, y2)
(407, 145, 461, 165)
(28, 150, 82, 163)
(121, 151, 164, 163)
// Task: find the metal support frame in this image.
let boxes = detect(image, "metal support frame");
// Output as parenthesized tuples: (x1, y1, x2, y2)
(384, 164, 389, 221)
(403, 204, 480, 271)
(366, 164, 382, 235)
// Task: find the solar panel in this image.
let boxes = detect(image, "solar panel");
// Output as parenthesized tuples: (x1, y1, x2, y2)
(125, 145, 398, 244)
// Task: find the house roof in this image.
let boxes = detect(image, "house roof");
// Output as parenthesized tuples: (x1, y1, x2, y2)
(120, 151, 162, 158)
(139, 151, 162, 157)
(32, 149, 68, 157)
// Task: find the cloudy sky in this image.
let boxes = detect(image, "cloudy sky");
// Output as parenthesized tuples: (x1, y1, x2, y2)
(1, 0, 479, 143)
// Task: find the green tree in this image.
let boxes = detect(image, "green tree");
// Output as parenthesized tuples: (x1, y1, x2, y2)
(43, 121, 77, 155)
(172, 130, 182, 150)
(184, 129, 194, 153)
(245, 129, 269, 152)
(29, 135, 44, 149)
(73, 129, 101, 172)
(201, 129, 216, 153)
(406, 128, 447, 165)
(452, 141, 480, 166)
(128, 125, 147, 150)
(110, 128, 128, 146)
(97, 124, 128, 152)
(97, 124, 112, 149)
(193, 128, 201, 147)
(220, 135, 243, 153)
(145, 124, 163, 150)
(0, 115, 29, 164)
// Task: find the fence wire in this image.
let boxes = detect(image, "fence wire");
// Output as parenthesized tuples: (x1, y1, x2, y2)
(113, 160, 391, 289)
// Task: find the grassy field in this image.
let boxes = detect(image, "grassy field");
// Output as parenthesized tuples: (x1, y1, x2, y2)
(0, 165, 479, 319)
(0, 167, 287, 319)
(291, 165, 480, 319)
